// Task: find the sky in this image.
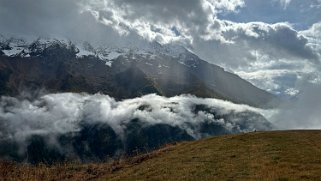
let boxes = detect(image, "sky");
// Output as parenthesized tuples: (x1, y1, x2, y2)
(0, 0, 320, 97)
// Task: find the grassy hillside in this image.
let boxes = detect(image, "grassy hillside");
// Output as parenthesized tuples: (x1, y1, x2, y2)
(1, 131, 321, 181)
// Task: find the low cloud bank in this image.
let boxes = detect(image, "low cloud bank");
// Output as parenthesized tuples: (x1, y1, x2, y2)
(0, 93, 272, 163)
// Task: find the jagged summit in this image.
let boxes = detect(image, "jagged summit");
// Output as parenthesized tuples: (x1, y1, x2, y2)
(0, 35, 203, 71)
(0, 36, 73, 57)
(0, 35, 190, 63)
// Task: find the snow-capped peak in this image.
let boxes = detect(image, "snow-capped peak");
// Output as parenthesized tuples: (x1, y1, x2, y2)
(0, 36, 74, 57)
(1, 35, 197, 68)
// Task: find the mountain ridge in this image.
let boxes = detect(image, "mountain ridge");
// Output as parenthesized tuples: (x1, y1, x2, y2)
(0, 36, 279, 108)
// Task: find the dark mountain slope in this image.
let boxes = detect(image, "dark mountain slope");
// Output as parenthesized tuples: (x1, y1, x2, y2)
(0, 50, 159, 99)
(0, 38, 279, 108)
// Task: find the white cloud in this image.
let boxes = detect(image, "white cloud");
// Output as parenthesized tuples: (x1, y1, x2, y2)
(78, 0, 246, 44)
(300, 21, 321, 55)
(0, 93, 272, 142)
(232, 49, 320, 95)
(279, 0, 292, 9)
(0, 92, 278, 162)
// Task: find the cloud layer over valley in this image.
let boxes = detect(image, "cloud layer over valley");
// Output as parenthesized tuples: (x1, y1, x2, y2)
(0, 93, 272, 163)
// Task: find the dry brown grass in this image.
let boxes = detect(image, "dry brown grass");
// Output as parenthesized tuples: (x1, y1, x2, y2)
(1, 130, 321, 181)
(0, 144, 174, 181)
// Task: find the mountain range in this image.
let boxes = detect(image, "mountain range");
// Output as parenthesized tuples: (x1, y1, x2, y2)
(0, 36, 278, 108)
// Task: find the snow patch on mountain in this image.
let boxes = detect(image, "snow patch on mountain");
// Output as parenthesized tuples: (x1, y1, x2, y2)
(2, 47, 23, 57)
(105, 51, 123, 60)
(0, 36, 75, 58)
(76, 46, 95, 58)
